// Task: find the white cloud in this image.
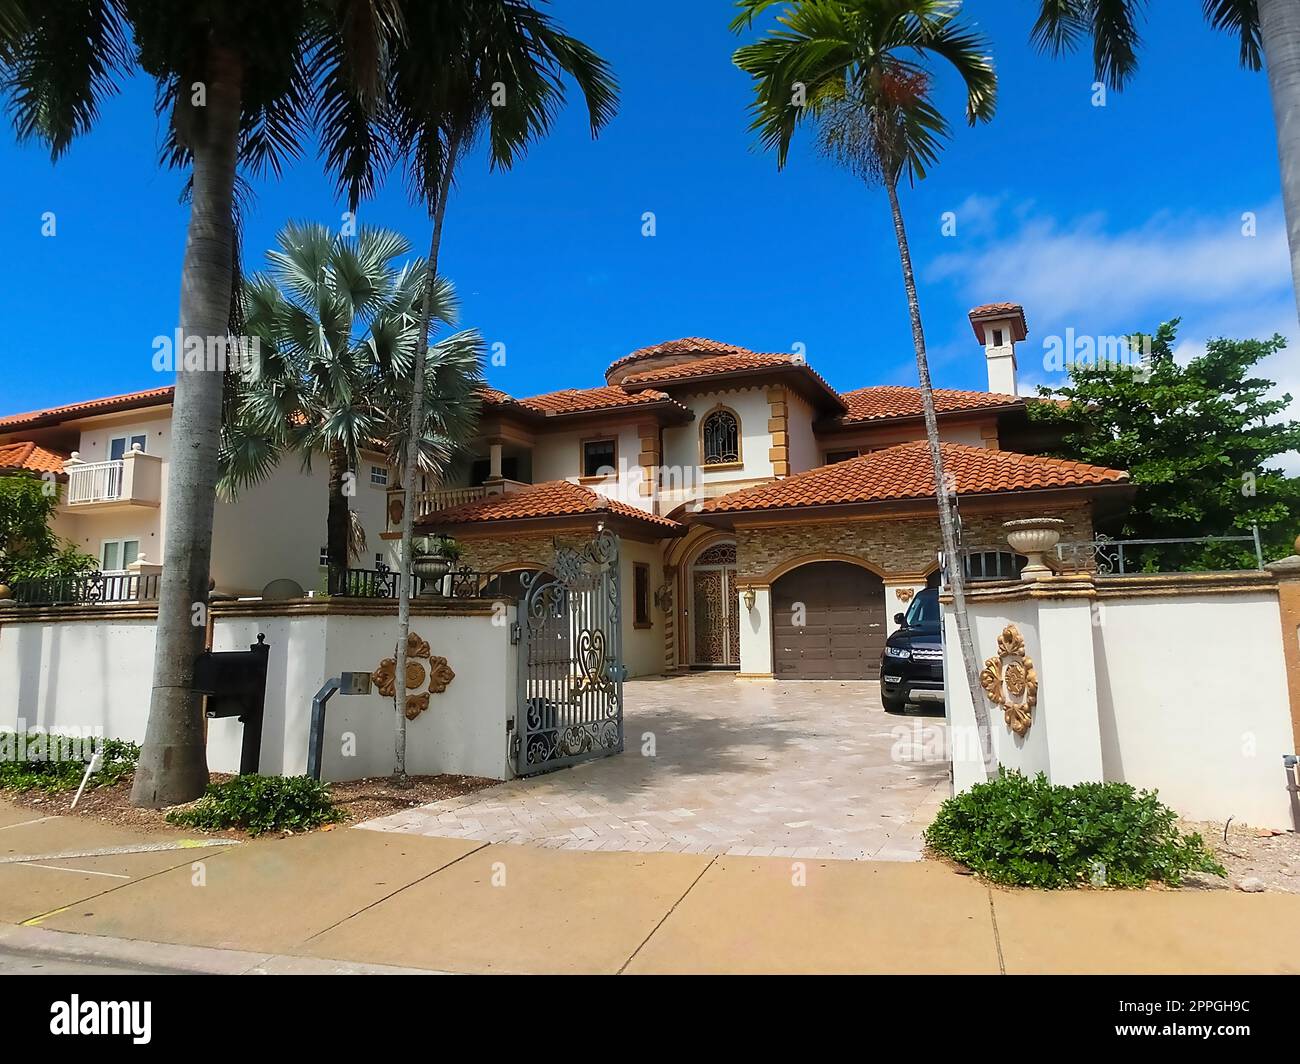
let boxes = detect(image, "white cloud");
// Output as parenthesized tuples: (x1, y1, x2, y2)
(928, 198, 1300, 474)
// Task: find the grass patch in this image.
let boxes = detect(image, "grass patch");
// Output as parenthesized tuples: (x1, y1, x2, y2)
(0, 732, 139, 793)
(924, 770, 1226, 889)
(166, 774, 344, 836)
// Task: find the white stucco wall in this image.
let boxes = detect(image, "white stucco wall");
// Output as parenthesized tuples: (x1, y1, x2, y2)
(1093, 593, 1294, 828)
(620, 538, 665, 678)
(737, 585, 773, 676)
(661, 387, 775, 488)
(785, 391, 820, 475)
(0, 606, 516, 783)
(947, 579, 1297, 829)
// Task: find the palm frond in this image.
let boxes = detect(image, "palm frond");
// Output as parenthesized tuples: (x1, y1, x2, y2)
(1203, 0, 1262, 72)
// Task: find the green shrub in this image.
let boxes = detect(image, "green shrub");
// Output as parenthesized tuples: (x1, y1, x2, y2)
(166, 774, 344, 836)
(923, 770, 1226, 889)
(0, 732, 139, 793)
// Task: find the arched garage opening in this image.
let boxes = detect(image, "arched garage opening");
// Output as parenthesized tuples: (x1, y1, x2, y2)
(771, 561, 886, 679)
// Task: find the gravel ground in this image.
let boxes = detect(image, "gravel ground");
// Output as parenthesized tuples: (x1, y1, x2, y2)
(1181, 820, 1300, 894)
(1, 772, 499, 840)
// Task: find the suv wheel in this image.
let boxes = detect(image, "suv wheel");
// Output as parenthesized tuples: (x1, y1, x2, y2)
(882, 695, 907, 713)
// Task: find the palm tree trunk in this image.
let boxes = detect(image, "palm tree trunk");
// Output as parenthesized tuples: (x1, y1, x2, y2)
(392, 133, 462, 784)
(326, 443, 350, 594)
(884, 175, 996, 780)
(1260, 0, 1300, 323)
(131, 47, 243, 808)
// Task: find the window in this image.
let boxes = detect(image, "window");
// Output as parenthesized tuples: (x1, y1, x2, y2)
(319, 546, 329, 567)
(825, 449, 859, 465)
(701, 408, 740, 465)
(369, 465, 388, 487)
(109, 434, 147, 461)
(581, 438, 617, 479)
(633, 563, 652, 628)
(992, 328, 1005, 346)
(964, 550, 1027, 582)
(375, 553, 386, 570)
(101, 538, 139, 572)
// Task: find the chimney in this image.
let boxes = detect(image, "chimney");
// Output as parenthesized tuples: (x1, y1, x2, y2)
(968, 303, 1028, 396)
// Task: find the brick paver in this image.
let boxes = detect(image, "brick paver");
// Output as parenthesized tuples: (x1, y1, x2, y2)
(361, 674, 950, 860)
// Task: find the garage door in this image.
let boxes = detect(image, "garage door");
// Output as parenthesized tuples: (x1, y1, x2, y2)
(772, 562, 886, 679)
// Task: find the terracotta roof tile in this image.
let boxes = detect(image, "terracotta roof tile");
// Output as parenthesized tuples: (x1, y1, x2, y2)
(605, 337, 755, 377)
(520, 385, 679, 416)
(0, 386, 174, 430)
(968, 302, 1028, 341)
(700, 441, 1127, 514)
(417, 480, 683, 531)
(621, 351, 796, 386)
(838, 386, 1021, 423)
(0, 441, 68, 475)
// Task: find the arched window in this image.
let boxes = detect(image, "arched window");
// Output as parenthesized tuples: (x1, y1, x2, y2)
(702, 408, 740, 466)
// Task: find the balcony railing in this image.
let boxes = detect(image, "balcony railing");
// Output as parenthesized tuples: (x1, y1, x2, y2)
(328, 565, 516, 600)
(66, 460, 124, 504)
(10, 571, 160, 605)
(386, 479, 533, 530)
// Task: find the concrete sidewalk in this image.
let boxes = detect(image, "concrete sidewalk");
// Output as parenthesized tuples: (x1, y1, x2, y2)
(2, 802, 1298, 975)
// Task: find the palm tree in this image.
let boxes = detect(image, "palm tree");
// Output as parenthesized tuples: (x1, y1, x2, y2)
(732, 0, 1000, 778)
(1029, 1, 1300, 321)
(0, 0, 402, 806)
(378, 0, 618, 782)
(220, 221, 484, 585)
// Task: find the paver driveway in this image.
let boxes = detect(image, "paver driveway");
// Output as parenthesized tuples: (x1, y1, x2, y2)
(361, 674, 951, 860)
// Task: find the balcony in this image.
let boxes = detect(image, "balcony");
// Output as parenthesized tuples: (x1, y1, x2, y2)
(63, 449, 162, 511)
(385, 478, 531, 531)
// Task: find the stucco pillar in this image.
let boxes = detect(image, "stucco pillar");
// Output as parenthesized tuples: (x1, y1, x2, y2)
(488, 441, 503, 480)
(884, 579, 926, 634)
(1034, 584, 1105, 785)
(737, 583, 773, 678)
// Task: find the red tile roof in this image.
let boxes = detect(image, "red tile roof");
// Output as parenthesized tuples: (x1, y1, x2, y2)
(838, 386, 1021, 423)
(0, 386, 174, 430)
(622, 351, 796, 386)
(700, 441, 1127, 514)
(968, 302, 1028, 341)
(520, 385, 681, 417)
(417, 480, 683, 531)
(0, 441, 68, 475)
(605, 337, 755, 378)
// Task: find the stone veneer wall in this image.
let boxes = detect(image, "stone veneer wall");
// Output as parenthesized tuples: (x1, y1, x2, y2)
(454, 534, 566, 574)
(736, 505, 1094, 580)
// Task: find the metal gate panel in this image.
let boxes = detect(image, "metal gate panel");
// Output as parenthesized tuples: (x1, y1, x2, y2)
(514, 530, 624, 775)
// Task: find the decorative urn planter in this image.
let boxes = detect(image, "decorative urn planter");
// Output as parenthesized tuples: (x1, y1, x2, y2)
(411, 553, 451, 597)
(1002, 518, 1066, 580)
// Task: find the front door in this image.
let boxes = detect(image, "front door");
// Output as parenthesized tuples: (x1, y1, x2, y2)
(691, 542, 740, 667)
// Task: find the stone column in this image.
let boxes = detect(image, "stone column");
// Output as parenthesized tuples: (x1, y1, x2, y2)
(1265, 548, 1300, 754)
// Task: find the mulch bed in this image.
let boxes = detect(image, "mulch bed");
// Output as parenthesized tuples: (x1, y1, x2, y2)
(1, 772, 499, 841)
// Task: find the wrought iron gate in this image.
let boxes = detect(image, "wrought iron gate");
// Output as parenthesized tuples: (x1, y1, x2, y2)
(514, 530, 625, 776)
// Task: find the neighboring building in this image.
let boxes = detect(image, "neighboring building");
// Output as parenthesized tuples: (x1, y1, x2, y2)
(406, 303, 1131, 679)
(0, 387, 396, 596)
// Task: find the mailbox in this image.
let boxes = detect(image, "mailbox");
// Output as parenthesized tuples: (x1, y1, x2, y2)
(193, 634, 271, 775)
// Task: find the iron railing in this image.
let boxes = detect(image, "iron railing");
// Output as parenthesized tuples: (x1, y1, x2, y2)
(328, 565, 514, 599)
(1056, 527, 1264, 575)
(10, 570, 160, 605)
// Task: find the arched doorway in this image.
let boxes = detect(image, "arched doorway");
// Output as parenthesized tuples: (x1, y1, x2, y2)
(690, 541, 739, 668)
(772, 561, 886, 679)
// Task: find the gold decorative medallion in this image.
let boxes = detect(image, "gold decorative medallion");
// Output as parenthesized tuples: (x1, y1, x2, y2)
(895, 587, 916, 604)
(372, 632, 456, 721)
(979, 624, 1038, 737)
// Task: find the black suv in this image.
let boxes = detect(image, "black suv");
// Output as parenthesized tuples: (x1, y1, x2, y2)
(879, 587, 944, 712)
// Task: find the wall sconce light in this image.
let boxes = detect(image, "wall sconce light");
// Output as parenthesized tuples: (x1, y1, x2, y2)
(742, 585, 756, 611)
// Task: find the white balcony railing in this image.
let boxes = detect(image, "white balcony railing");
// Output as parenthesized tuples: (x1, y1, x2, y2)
(66, 460, 124, 504)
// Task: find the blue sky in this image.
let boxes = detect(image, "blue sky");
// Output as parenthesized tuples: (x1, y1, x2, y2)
(2, 0, 1295, 431)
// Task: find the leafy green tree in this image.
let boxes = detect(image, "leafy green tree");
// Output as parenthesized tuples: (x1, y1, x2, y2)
(380, 0, 618, 782)
(0, 0, 401, 806)
(1030, 320, 1300, 570)
(220, 221, 484, 587)
(731, 0, 1000, 778)
(1028, 1, 1300, 323)
(0, 475, 96, 583)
